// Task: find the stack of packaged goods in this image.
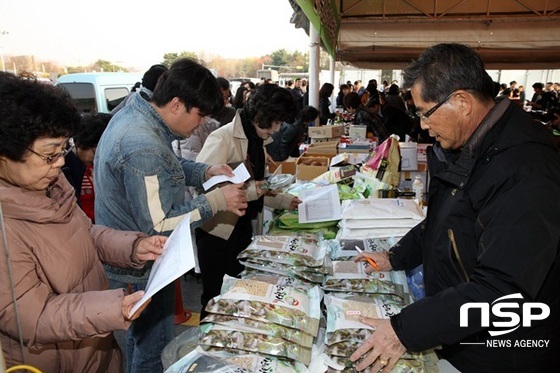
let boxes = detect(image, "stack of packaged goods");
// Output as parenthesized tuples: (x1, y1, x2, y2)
(166, 346, 309, 373)
(321, 259, 411, 304)
(199, 275, 321, 368)
(336, 199, 424, 240)
(323, 294, 439, 373)
(237, 235, 333, 284)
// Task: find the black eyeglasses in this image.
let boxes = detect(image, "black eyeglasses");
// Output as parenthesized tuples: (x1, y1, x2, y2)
(26, 145, 74, 165)
(416, 91, 456, 122)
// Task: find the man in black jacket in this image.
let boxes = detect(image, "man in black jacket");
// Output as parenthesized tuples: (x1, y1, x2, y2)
(351, 43, 560, 372)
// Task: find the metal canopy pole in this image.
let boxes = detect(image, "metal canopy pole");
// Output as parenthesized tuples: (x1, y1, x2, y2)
(308, 23, 320, 109)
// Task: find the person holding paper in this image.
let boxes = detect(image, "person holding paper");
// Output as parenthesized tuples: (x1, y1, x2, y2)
(196, 83, 301, 319)
(93, 59, 248, 373)
(350, 44, 560, 372)
(0, 72, 166, 373)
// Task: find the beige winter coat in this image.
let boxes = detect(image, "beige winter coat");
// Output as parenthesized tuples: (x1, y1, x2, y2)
(0, 176, 146, 372)
(196, 111, 294, 240)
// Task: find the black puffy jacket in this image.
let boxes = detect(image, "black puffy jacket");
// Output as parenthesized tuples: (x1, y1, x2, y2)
(389, 98, 560, 372)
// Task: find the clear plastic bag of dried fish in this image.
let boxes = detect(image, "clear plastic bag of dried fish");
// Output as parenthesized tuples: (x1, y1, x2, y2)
(323, 260, 410, 301)
(199, 324, 312, 365)
(205, 275, 321, 336)
(237, 235, 327, 268)
(203, 347, 309, 373)
(200, 313, 314, 348)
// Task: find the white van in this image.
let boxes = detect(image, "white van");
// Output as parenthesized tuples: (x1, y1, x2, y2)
(55, 72, 143, 114)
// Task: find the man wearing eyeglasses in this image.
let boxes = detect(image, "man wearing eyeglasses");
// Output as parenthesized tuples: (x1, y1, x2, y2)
(351, 43, 560, 372)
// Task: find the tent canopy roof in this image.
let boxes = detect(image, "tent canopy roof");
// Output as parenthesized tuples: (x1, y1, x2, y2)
(294, 0, 560, 69)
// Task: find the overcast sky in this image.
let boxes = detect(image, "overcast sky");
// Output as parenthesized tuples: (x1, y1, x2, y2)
(0, 0, 310, 72)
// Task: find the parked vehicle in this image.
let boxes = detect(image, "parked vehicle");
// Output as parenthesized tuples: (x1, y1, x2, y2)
(55, 72, 142, 114)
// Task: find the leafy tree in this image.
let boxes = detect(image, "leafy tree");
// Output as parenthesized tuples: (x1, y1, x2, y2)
(270, 49, 291, 68)
(91, 59, 127, 72)
(162, 51, 198, 67)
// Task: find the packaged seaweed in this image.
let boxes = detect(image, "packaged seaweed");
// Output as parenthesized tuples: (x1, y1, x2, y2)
(240, 259, 328, 284)
(324, 294, 403, 334)
(322, 277, 404, 299)
(200, 314, 314, 348)
(242, 256, 333, 276)
(214, 350, 309, 373)
(206, 275, 321, 336)
(327, 237, 398, 260)
(325, 261, 411, 302)
(237, 235, 327, 267)
(199, 324, 312, 365)
(327, 355, 436, 373)
(203, 347, 310, 373)
(164, 346, 249, 373)
(325, 328, 373, 347)
(237, 272, 316, 292)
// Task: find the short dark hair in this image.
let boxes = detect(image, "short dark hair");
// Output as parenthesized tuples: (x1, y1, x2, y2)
(402, 43, 495, 104)
(532, 82, 544, 90)
(0, 72, 80, 161)
(150, 58, 223, 116)
(216, 77, 230, 91)
(74, 113, 111, 148)
(142, 64, 168, 91)
(244, 84, 296, 129)
(344, 92, 361, 109)
(299, 105, 320, 122)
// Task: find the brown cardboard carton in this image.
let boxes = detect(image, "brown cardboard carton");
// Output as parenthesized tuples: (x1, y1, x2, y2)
(306, 141, 339, 155)
(308, 125, 345, 139)
(296, 155, 330, 180)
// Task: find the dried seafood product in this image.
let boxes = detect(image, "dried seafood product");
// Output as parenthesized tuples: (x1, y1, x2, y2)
(206, 275, 320, 336)
(238, 235, 327, 268)
(200, 313, 314, 348)
(199, 325, 312, 365)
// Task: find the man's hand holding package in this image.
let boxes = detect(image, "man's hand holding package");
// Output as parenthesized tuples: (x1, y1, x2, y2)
(350, 318, 406, 372)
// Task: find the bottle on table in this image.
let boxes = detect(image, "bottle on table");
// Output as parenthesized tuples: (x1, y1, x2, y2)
(412, 175, 424, 206)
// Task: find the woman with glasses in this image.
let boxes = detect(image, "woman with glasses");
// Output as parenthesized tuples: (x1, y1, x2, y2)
(0, 72, 167, 372)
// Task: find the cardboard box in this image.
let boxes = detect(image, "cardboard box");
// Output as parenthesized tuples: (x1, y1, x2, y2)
(310, 137, 341, 144)
(338, 138, 376, 154)
(306, 141, 339, 155)
(296, 155, 330, 180)
(349, 125, 367, 139)
(269, 159, 296, 175)
(399, 142, 418, 171)
(308, 125, 345, 139)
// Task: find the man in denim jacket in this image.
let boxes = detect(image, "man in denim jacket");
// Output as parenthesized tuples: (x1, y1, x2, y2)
(94, 58, 247, 373)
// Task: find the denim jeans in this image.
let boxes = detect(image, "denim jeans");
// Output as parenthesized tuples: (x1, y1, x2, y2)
(109, 279, 174, 373)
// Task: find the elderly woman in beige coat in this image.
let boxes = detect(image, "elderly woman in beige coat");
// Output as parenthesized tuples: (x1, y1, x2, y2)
(0, 72, 166, 372)
(196, 84, 301, 319)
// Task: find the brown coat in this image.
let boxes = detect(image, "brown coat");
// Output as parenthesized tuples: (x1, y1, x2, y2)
(0, 176, 146, 372)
